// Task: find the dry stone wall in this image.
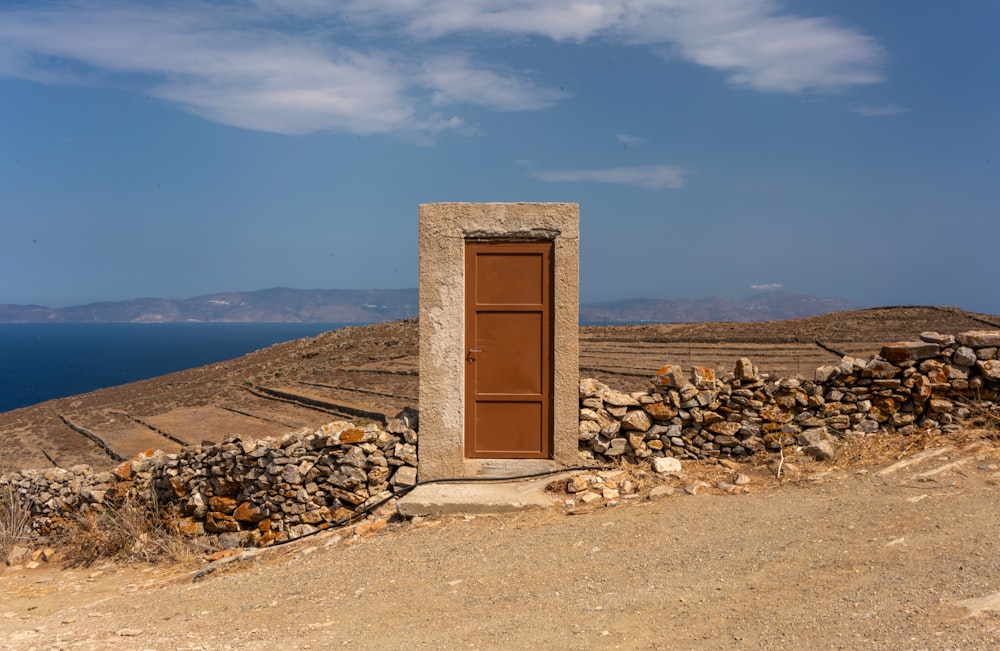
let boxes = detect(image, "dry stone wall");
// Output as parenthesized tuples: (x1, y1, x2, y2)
(578, 330, 1000, 464)
(5, 330, 999, 554)
(3, 409, 418, 550)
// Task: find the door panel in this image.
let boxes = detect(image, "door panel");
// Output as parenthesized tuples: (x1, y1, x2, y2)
(472, 402, 544, 456)
(474, 312, 542, 394)
(474, 253, 544, 304)
(465, 242, 553, 458)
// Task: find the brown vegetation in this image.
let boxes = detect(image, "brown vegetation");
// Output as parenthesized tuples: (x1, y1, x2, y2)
(0, 476, 32, 560)
(61, 496, 209, 567)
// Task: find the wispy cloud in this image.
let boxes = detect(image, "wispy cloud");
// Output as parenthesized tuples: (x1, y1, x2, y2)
(0, 1, 886, 136)
(852, 103, 911, 117)
(616, 133, 644, 146)
(531, 165, 687, 189)
(340, 0, 621, 41)
(422, 55, 564, 111)
(344, 0, 885, 93)
(637, 2, 885, 93)
(750, 283, 783, 291)
(0, 4, 433, 135)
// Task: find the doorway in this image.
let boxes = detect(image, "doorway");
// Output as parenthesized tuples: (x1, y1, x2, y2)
(464, 241, 554, 458)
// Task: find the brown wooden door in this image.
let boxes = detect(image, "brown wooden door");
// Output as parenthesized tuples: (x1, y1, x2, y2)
(465, 241, 553, 458)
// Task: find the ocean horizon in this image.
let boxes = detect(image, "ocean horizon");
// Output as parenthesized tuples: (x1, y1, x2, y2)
(0, 322, 350, 413)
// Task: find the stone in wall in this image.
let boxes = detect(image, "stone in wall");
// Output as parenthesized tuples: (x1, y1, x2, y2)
(579, 330, 1000, 465)
(1, 411, 420, 550)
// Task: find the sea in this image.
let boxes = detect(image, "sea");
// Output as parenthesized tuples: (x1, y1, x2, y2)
(0, 323, 350, 413)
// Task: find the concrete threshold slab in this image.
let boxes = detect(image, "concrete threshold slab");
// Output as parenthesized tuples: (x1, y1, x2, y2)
(396, 474, 570, 517)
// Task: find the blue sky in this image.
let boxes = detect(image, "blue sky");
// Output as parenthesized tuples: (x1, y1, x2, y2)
(1, 1, 997, 313)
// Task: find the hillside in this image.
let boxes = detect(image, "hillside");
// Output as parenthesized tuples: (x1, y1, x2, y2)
(579, 291, 862, 323)
(2, 305, 999, 472)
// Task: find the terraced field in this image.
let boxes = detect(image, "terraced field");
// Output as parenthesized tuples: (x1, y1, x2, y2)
(2, 307, 998, 470)
(580, 305, 1000, 391)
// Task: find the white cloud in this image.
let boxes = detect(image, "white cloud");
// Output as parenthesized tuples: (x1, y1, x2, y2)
(0, 4, 437, 135)
(638, 3, 885, 93)
(852, 103, 911, 117)
(616, 133, 643, 146)
(0, 1, 886, 136)
(750, 283, 783, 291)
(531, 165, 686, 189)
(341, 0, 621, 41)
(345, 0, 885, 92)
(422, 55, 563, 111)
(154, 51, 426, 136)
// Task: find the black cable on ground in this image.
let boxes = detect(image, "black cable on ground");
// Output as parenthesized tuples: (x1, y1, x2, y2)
(270, 463, 609, 547)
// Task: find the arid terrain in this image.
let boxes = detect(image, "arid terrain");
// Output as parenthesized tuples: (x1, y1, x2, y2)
(2, 305, 999, 472)
(3, 306, 1000, 649)
(2, 429, 1000, 649)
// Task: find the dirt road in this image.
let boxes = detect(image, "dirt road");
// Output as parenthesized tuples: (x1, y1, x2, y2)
(3, 432, 1000, 650)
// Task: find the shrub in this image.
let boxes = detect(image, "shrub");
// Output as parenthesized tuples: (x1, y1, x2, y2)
(0, 479, 33, 561)
(63, 495, 208, 567)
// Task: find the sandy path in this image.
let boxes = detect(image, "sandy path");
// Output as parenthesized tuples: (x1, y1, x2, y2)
(4, 438, 1000, 650)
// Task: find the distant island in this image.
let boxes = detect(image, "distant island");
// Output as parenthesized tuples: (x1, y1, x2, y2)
(0, 287, 862, 324)
(0, 288, 419, 324)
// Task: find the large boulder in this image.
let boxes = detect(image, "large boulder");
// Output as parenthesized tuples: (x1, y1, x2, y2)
(797, 427, 838, 461)
(620, 409, 652, 432)
(879, 341, 940, 363)
(957, 331, 1000, 348)
(579, 378, 609, 400)
(977, 360, 1000, 380)
(734, 357, 760, 382)
(652, 457, 682, 475)
(654, 365, 687, 389)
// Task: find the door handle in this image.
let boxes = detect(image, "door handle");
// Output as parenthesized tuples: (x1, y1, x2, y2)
(467, 349, 482, 362)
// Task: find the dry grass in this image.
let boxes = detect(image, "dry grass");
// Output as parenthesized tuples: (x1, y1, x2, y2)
(834, 429, 943, 468)
(1, 448, 34, 560)
(63, 496, 210, 567)
(609, 457, 660, 493)
(0, 479, 33, 560)
(962, 398, 1000, 435)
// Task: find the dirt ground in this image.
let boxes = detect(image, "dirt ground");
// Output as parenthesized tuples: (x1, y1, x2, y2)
(3, 428, 1000, 650)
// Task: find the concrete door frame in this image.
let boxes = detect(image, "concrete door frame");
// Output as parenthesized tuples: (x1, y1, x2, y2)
(418, 203, 579, 480)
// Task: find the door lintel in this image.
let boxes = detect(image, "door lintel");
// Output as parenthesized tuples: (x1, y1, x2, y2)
(463, 228, 560, 242)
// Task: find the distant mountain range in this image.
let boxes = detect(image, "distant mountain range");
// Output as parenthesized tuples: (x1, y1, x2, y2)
(0, 288, 419, 324)
(579, 293, 863, 324)
(0, 288, 861, 324)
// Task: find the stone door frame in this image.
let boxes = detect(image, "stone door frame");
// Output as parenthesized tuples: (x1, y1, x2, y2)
(418, 203, 579, 480)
